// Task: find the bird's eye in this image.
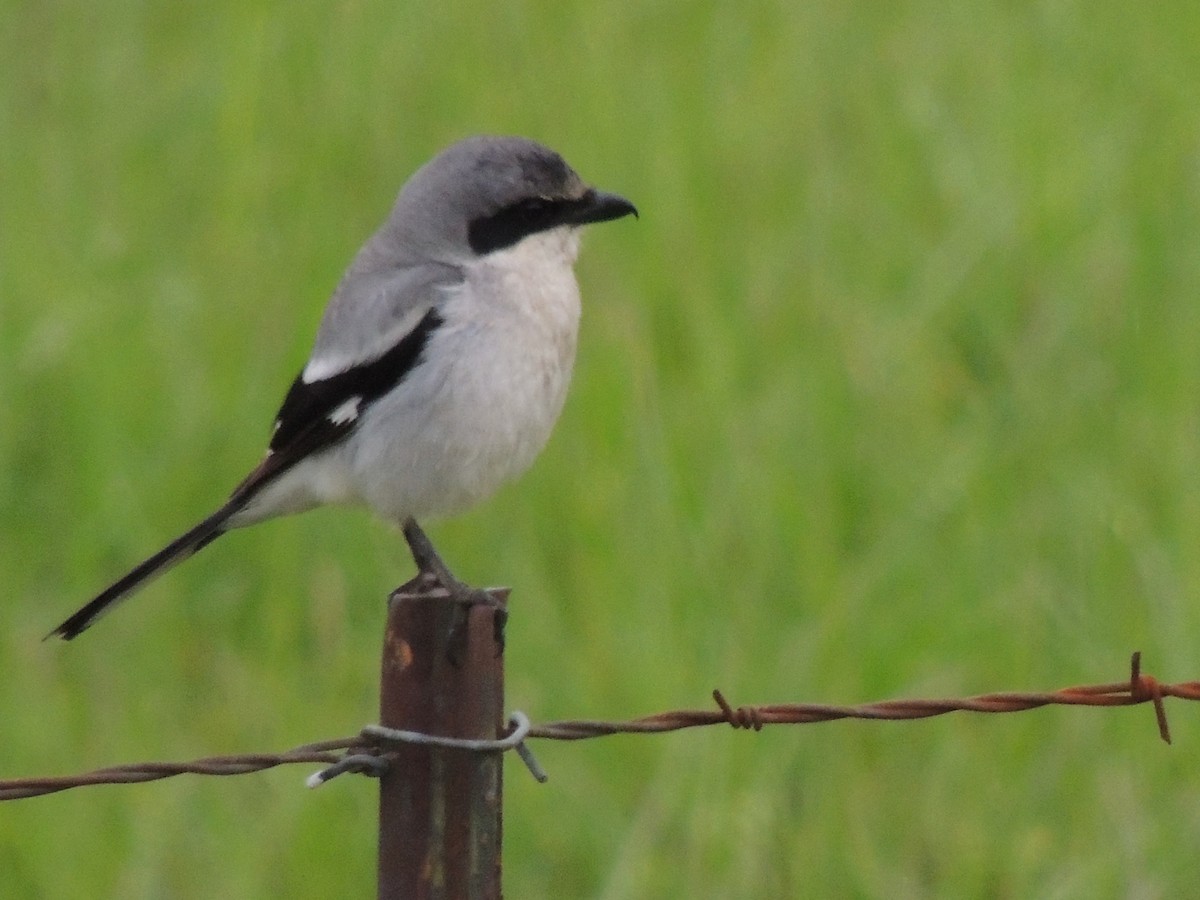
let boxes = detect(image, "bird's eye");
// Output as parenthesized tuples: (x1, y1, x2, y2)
(519, 198, 551, 219)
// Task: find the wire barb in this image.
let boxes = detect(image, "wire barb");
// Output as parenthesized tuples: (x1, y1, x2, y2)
(1128, 651, 1172, 744)
(713, 689, 763, 730)
(2, 654, 1196, 802)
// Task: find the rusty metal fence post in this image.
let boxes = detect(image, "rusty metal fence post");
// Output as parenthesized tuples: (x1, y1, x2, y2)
(377, 582, 509, 900)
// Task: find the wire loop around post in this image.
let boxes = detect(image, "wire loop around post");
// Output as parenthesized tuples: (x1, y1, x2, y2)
(308, 711, 546, 787)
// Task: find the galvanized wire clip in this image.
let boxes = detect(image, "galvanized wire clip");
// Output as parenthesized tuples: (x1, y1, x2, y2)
(305, 753, 390, 788)
(308, 711, 546, 788)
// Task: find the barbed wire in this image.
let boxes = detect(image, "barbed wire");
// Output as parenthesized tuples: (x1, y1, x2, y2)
(3, 652, 1196, 801)
(0, 738, 359, 801)
(530, 652, 1193, 742)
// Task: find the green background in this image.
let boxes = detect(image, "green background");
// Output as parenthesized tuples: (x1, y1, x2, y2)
(3, 2, 1200, 897)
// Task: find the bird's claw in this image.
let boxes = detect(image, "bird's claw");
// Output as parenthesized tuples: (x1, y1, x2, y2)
(400, 518, 507, 658)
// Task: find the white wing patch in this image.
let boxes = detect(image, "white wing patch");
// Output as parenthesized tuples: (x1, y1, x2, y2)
(303, 355, 351, 384)
(328, 396, 362, 425)
(303, 305, 435, 384)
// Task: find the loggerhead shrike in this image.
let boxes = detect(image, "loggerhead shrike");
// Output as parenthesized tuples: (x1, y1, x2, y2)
(49, 135, 637, 640)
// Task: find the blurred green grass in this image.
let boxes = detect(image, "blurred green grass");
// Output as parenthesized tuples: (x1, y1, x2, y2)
(4, 1, 1200, 896)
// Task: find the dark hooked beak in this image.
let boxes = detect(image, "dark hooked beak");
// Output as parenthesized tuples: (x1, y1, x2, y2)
(569, 188, 639, 226)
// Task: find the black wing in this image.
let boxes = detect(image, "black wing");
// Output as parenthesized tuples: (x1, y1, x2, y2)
(231, 306, 445, 503)
(49, 307, 445, 640)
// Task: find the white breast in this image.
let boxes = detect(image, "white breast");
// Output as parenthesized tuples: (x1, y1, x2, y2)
(347, 227, 584, 522)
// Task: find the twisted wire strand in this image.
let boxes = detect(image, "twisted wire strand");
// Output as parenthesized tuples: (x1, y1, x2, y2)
(2, 653, 1194, 801)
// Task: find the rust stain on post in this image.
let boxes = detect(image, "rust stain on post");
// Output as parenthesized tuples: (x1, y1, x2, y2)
(377, 581, 508, 900)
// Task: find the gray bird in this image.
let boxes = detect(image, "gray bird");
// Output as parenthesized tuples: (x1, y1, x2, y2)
(50, 135, 637, 639)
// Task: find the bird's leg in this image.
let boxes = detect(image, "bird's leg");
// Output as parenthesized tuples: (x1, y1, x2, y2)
(402, 517, 495, 607)
(401, 518, 507, 654)
(402, 517, 464, 593)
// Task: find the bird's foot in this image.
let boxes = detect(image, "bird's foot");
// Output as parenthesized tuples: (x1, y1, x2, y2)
(401, 518, 507, 654)
(401, 518, 495, 606)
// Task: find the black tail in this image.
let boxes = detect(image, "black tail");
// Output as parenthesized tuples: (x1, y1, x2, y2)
(47, 503, 240, 641)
